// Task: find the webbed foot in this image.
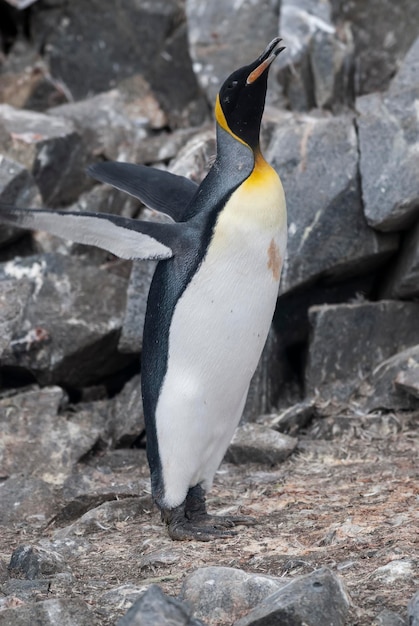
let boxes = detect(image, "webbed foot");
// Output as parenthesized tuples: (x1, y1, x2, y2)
(161, 484, 255, 541)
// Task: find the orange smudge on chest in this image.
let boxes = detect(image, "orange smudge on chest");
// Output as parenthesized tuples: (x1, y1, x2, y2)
(267, 238, 282, 281)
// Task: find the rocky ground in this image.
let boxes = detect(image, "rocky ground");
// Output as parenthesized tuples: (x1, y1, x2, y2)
(0, 0, 418, 624)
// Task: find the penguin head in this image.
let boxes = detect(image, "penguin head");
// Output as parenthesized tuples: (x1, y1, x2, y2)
(215, 38, 285, 151)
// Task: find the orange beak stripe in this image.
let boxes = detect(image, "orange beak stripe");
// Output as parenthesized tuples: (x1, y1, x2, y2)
(246, 54, 276, 85)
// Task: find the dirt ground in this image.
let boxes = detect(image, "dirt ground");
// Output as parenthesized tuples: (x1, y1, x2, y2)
(1, 411, 418, 625)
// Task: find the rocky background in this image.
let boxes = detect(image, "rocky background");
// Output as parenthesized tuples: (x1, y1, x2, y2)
(0, 0, 418, 624)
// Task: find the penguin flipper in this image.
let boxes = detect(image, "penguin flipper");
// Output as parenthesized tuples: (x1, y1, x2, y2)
(87, 162, 198, 222)
(0, 204, 179, 260)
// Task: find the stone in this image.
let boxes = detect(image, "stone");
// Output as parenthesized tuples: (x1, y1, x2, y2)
(8, 544, 72, 580)
(0, 278, 32, 359)
(116, 584, 205, 626)
(0, 579, 51, 603)
(170, 128, 216, 184)
(356, 37, 419, 231)
(242, 326, 286, 422)
(0, 475, 57, 526)
(0, 253, 132, 388)
(266, 111, 398, 294)
(180, 566, 286, 624)
(117, 261, 157, 354)
(381, 220, 419, 299)
(331, 0, 419, 95)
(359, 346, 419, 412)
(98, 585, 148, 623)
(0, 39, 66, 111)
(374, 609, 407, 626)
(31, 0, 206, 128)
(53, 496, 152, 540)
(277, 0, 354, 110)
(225, 424, 297, 465)
(306, 301, 419, 402)
(0, 156, 41, 247)
(408, 591, 419, 626)
(0, 104, 89, 205)
(371, 560, 416, 584)
(48, 78, 166, 163)
(186, 0, 282, 106)
(56, 461, 147, 523)
(133, 127, 204, 166)
(0, 598, 98, 626)
(107, 374, 144, 447)
(269, 399, 318, 436)
(395, 367, 419, 400)
(234, 568, 349, 626)
(0, 386, 103, 482)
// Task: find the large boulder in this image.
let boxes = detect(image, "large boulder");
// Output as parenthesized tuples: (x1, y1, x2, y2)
(0, 254, 131, 388)
(306, 301, 419, 402)
(266, 111, 398, 294)
(356, 36, 419, 232)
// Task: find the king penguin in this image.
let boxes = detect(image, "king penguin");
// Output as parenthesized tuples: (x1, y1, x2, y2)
(0, 38, 287, 541)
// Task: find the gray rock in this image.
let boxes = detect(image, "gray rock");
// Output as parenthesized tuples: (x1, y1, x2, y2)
(48, 77, 166, 162)
(374, 608, 407, 626)
(170, 128, 216, 184)
(98, 584, 149, 623)
(395, 367, 419, 400)
(118, 260, 157, 354)
(0, 38, 66, 111)
(243, 326, 286, 422)
(133, 127, 205, 167)
(277, 0, 354, 110)
(234, 568, 349, 626)
(180, 566, 287, 624)
(0, 579, 51, 603)
(57, 461, 147, 523)
(266, 111, 398, 294)
(360, 346, 419, 411)
(8, 544, 72, 580)
(53, 496, 152, 540)
(107, 374, 144, 447)
(269, 399, 318, 436)
(116, 584, 205, 626)
(408, 591, 419, 626)
(370, 560, 416, 584)
(0, 104, 89, 205)
(306, 301, 419, 402)
(186, 0, 281, 106)
(0, 253, 131, 387)
(0, 475, 57, 526)
(381, 220, 419, 299)
(0, 278, 32, 359)
(331, 0, 419, 95)
(0, 386, 103, 482)
(0, 156, 41, 247)
(31, 0, 206, 128)
(225, 424, 297, 465)
(356, 37, 419, 232)
(0, 598, 98, 626)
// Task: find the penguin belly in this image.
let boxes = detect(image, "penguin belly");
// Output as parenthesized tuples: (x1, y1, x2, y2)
(155, 170, 287, 509)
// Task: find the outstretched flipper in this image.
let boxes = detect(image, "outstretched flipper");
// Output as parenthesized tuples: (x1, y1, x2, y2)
(87, 162, 198, 222)
(0, 204, 181, 260)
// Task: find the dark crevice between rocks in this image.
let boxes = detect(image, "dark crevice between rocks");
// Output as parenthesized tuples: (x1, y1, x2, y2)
(0, 0, 30, 53)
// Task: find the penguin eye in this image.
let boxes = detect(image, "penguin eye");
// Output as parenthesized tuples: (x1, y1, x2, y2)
(227, 80, 238, 90)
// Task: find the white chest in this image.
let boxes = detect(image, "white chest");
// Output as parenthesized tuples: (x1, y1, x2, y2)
(155, 164, 287, 507)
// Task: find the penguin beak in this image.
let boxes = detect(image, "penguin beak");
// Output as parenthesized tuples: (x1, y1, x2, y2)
(246, 37, 285, 85)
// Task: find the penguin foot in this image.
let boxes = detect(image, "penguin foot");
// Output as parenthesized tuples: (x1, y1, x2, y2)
(162, 506, 237, 542)
(185, 484, 256, 530)
(160, 484, 256, 541)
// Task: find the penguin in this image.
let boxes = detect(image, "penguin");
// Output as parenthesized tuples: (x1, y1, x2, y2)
(0, 38, 287, 541)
